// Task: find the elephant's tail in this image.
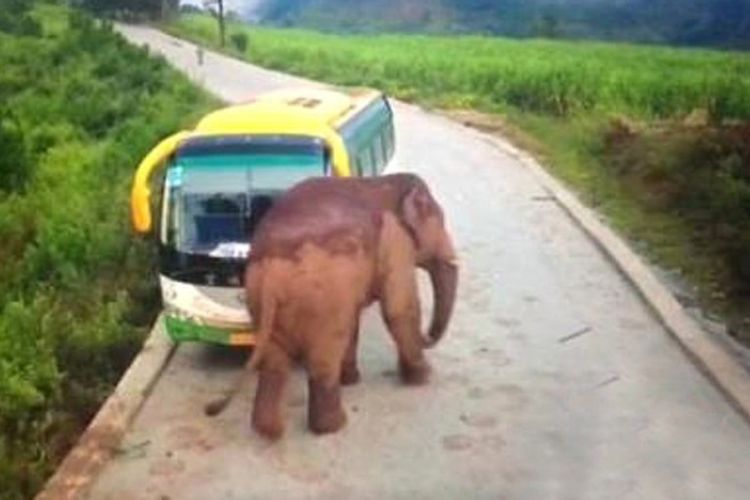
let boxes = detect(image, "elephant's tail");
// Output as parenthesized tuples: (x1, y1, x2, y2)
(204, 276, 277, 417)
(246, 283, 276, 372)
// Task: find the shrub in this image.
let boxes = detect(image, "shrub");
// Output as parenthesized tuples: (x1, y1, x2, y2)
(230, 31, 248, 52)
(603, 122, 750, 285)
(0, 108, 30, 192)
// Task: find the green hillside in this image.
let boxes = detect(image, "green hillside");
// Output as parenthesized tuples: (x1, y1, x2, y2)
(252, 0, 750, 48)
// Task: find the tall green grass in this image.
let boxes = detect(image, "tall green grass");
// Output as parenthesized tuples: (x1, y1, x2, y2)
(171, 13, 750, 120)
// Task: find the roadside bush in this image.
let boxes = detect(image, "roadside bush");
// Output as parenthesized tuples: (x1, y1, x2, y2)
(0, 300, 60, 425)
(0, 109, 30, 192)
(604, 121, 750, 287)
(230, 31, 248, 52)
(0, 4, 215, 498)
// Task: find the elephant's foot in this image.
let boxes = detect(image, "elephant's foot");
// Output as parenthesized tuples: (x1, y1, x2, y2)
(308, 379, 347, 434)
(340, 363, 361, 385)
(252, 411, 284, 440)
(399, 358, 430, 385)
(252, 371, 286, 440)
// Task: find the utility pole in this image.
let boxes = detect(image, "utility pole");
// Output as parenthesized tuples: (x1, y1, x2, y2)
(203, 0, 226, 47)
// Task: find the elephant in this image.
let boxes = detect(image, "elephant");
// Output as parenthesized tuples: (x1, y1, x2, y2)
(205, 173, 459, 439)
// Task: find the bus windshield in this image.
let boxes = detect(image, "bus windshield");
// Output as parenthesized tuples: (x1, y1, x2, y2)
(162, 140, 326, 259)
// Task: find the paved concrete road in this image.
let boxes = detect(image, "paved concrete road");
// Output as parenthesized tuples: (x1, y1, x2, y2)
(91, 25, 750, 500)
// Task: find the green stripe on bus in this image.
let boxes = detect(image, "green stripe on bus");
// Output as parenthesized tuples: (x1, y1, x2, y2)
(164, 315, 233, 344)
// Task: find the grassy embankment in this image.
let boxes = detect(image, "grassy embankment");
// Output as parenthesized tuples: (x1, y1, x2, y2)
(0, 4, 215, 498)
(166, 13, 750, 336)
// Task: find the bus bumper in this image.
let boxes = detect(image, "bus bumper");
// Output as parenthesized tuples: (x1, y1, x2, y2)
(164, 314, 256, 346)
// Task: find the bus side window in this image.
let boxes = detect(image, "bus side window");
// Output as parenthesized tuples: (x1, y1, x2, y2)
(383, 124, 395, 159)
(370, 145, 380, 176)
(339, 94, 395, 177)
(372, 134, 385, 174)
(357, 148, 375, 176)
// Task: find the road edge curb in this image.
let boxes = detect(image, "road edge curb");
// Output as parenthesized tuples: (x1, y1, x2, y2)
(479, 132, 750, 422)
(35, 317, 176, 500)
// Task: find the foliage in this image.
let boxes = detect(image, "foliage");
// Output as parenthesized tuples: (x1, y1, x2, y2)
(230, 31, 248, 52)
(603, 121, 750, 285)
(0, 0, 42, 36)
(76, 0, 173, 21)
(0, 109, 30, 192)
(0, 4, 214, 498)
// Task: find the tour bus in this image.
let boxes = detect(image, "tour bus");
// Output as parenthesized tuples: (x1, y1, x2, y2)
(131, 86, 395, 345)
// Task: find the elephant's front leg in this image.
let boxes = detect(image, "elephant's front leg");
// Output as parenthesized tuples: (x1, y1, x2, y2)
(380, 268, 430, 385)
(251, 342, 290, 440)
(340, 318, 361, 385)
(307, 336, 348, 434)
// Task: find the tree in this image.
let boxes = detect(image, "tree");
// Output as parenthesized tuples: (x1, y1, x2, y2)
(203, 0, 226, 47)
(161, 0, 179, 21)
(0, 0, 41, 36)
(535, 12, 561, 39)
(78, 0, 163, 21)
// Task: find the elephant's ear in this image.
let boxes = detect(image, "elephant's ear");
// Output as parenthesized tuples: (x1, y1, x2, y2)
(402, 183, 444, 242)
(402, 184, 456, 263)
(402, 184, 433, 235)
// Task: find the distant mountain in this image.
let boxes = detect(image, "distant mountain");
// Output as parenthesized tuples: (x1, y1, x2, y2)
(245, 0, 750, 48)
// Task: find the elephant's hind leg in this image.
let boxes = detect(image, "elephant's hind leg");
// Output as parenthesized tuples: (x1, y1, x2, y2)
(252, 342, 291, 440)
(340, 318, 361, 385)
(306, 333, 349, 434)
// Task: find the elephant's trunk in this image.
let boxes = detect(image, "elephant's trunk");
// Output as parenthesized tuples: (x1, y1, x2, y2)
(423, 258, 458, 348)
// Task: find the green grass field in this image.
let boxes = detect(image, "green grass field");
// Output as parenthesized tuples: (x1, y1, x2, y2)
(168, 13, 750, 334)
(171, 14, 750, 120)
